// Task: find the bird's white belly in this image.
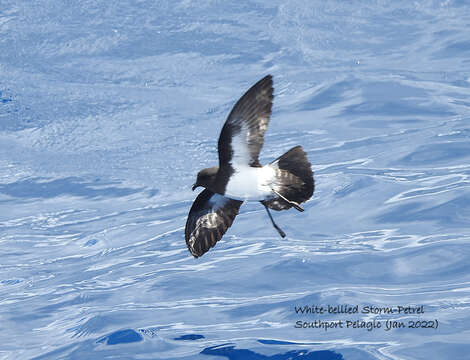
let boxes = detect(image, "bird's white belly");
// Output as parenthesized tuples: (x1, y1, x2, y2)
(224, 165, 277, 201)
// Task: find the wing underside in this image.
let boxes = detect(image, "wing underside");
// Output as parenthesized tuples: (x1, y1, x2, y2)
(218, 75, 274, 168)
(185, 189, 243, 258)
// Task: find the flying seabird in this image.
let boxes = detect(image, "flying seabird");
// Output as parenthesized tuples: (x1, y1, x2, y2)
(185, 75, 314, 258)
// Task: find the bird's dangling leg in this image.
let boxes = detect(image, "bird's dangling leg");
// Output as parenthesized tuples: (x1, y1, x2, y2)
(263, 204, 286, 238)
(270, 188, 304, 212)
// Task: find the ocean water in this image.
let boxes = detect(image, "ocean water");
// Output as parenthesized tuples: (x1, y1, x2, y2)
(1, 1, 470, 359)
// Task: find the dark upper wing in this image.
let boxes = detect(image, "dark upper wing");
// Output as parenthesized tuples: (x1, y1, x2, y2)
(185, 189, 243, 258)
(218, 75, 274, 168)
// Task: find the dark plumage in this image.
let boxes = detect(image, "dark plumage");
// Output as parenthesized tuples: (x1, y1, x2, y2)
(218, 75, 273, 168)
(185, 190, 242, 258)
(262, 146, 314, 211)
(185, 75, 314, 258)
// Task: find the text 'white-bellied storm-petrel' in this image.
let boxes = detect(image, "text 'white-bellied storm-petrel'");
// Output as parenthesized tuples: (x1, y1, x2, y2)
(185, 75, 314, 258)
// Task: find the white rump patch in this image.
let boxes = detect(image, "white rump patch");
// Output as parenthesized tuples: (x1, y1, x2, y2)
(225, 165, 277, 201)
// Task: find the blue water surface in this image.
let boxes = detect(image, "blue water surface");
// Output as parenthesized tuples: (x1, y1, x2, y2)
(1, 1, 470, 359)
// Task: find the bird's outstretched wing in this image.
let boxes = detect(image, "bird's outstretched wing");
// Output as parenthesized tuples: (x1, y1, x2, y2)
(218, 75, 273, 168)
(185, 189, 243, 258)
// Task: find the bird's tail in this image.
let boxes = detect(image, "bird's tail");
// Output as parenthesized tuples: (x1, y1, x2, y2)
(262, 146, 314, 211)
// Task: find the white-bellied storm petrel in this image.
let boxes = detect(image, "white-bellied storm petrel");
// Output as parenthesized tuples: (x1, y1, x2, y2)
(186, 75, 314, 258)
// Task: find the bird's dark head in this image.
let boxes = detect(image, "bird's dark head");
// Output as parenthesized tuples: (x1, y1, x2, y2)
(192, 166, 219, 191)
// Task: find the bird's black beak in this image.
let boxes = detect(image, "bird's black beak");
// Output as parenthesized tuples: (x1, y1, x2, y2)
(192, 183, 198, 191)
